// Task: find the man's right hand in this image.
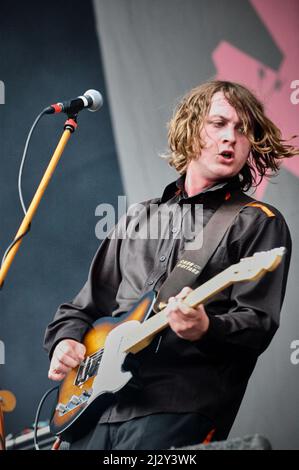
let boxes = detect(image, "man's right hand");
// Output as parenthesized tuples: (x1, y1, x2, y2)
(48, 339, 86, 382)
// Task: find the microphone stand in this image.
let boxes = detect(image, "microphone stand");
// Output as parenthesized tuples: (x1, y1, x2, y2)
(0, 114, 78, 451)
(0, 115, 78, 289)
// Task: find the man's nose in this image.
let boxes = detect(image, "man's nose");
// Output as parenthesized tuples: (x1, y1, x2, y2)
(221, 126, 236, 143)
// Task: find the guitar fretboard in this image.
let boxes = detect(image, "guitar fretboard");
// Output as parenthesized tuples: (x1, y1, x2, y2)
(122, 247, 285, 354)
(123, 269, 231, 354)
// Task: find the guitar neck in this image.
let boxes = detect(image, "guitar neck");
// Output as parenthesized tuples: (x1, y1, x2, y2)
(124, 268, 231, 354)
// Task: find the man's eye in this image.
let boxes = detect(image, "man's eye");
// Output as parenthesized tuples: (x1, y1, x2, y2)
(212, 121, 224, 127)
(237, 126, 245, 134)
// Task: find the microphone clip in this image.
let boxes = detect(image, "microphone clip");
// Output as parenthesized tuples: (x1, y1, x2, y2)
(64, 116, 78, 133)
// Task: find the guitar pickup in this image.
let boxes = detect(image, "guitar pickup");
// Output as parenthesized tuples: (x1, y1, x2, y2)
(74, 355, 100, 387)
(56, 389, 93, 416)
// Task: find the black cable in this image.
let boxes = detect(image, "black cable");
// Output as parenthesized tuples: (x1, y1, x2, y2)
(0, 224, 31, 271)
(33, 385, 59, 451)
(18, 108, 49, 215)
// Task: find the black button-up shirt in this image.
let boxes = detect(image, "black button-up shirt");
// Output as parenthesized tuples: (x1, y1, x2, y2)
(44, 177, 292, 438)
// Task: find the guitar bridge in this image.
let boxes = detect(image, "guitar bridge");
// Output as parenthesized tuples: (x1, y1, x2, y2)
(56, 389, 92, 416)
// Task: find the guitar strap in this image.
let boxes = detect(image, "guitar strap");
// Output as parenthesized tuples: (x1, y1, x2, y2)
(153, 190, 255, 312)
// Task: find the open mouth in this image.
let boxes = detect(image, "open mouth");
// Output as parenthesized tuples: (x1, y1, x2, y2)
(219, 151, 234, 160)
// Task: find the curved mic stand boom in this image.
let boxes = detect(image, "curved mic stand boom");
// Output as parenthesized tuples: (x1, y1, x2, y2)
(0, 116, 78, 289)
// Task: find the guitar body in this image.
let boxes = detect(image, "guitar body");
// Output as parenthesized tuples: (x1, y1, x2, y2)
(49, 247, 285, 442)
(50, 291, 155, 441)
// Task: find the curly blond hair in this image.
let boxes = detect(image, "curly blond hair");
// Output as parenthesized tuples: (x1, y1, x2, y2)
(166, 80, 298, 190)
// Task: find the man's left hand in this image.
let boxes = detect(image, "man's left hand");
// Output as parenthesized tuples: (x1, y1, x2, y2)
(165, 287, 210, 341)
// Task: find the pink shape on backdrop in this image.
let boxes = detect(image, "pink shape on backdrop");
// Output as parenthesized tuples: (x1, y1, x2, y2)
(213, 0, 299, 199)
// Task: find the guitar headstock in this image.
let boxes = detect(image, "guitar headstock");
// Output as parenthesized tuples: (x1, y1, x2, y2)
(228, 247, 286, 283)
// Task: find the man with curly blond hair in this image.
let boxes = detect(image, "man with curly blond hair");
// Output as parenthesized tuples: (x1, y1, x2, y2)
(44, 80, 298, 450)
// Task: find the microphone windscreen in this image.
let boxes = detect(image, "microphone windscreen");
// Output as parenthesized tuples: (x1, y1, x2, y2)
(84, 89, 103, 112)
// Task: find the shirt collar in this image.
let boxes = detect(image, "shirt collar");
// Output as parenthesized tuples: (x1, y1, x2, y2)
(161, 174, 241, 203)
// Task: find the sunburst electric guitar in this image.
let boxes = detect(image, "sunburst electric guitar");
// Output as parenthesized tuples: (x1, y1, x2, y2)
(50, 247, 286, 440)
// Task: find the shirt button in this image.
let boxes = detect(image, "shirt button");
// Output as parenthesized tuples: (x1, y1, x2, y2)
(147, 280, 154, 285)
(159, 255, 166, 262)
(172, 227, 178, 233)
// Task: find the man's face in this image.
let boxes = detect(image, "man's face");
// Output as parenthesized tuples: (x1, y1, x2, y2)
(192, 91, 251, 185)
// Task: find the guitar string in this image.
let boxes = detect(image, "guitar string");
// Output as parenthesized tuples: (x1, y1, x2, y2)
(77, 349, 104, 376)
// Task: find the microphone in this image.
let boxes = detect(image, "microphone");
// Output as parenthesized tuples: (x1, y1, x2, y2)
(45, 89, 103, 115)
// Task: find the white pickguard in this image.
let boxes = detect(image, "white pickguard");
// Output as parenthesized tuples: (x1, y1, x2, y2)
(89, 320, 141, 401)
